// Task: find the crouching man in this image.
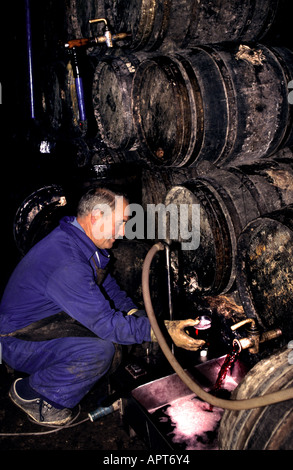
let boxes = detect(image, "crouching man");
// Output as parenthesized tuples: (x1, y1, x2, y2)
(0, 187, 202, 426)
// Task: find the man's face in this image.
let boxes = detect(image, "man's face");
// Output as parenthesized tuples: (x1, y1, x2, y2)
(91, 196, 130, 249)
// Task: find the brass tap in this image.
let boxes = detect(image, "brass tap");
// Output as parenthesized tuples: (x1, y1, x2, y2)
(231, 319, 282, 354)
(89, 18, 113, 47)
(231, 318, 256, 331)
(64, 18, 131, 50)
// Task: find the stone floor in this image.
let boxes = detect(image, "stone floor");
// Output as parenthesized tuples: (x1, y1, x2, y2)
(0, 346, 156, 454)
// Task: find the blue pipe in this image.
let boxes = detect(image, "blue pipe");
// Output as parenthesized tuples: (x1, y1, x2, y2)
(88, 399, 121, 422)
(75, 77, 87, 122)
(71, 48, 87, 123)
(25, 0, 35, 119)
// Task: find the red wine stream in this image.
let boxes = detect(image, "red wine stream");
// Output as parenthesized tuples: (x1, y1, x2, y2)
(209, 342, 241, 411)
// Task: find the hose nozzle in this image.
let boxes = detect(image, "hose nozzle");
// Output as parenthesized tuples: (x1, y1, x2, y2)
(88, 399, 121, 422)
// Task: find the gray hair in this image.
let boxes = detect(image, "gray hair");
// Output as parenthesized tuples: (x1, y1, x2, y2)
(77, 187, 126, 217)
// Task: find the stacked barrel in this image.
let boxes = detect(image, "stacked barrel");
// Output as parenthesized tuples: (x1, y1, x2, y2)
(22, 0, 293, 330)
(91, 0, 293, 324)
(90, 1, 293, 450)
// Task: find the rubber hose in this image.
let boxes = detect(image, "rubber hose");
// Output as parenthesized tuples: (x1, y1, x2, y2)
(142, 242, 293, 410)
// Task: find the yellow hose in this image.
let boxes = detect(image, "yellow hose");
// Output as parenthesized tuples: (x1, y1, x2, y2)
(142, 242, 293, 410)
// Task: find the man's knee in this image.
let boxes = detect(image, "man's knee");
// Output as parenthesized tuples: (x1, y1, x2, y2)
(73, 337, 116, 371)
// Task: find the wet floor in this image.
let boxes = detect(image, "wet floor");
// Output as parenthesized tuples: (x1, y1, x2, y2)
(0, 353, 149, 454)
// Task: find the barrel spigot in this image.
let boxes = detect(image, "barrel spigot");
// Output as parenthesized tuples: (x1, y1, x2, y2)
(64, 18, 131, 50)
(89, 18, 113, 47)
(231, 318, 282, 354)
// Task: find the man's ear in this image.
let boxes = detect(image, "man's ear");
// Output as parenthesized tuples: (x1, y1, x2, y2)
(91, 209, 103, 224)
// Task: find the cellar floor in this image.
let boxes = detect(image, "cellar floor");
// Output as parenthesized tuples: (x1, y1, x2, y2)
(0, 357, 149, 453)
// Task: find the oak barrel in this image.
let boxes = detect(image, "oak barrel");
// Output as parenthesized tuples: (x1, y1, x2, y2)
(106, 0, 279, 51)
(13, 185, 68, 256)
(133, 44, 293, 166)
(65, 0, 106, 40)
(164, 159, 293, 295)
(111, 239, 167, 315)
(141, 166, 199, 208)
(40, 59, 88, 134)
(236, 204, 293, 341)
(218, 347, 293, 450)
(92, 51, 151, 150)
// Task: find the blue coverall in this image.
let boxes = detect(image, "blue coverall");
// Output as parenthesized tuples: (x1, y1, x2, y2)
(0, 216, 151, 408)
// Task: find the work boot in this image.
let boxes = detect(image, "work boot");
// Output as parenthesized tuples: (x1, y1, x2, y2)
(9, 378, 73, 426)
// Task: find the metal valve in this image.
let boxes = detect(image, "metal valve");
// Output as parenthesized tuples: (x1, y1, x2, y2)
(64, 18, 131, 50)
(89, 18, 113, 47)
(231, 318, 282, 354)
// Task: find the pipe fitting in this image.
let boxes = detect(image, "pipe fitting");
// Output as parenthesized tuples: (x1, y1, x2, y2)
(233, 327, 282, 354)
(246, 323, 260, 354)
(231, 318, 256, 331)
(231, 318, 260, 353)
(89, 18, 113, 47)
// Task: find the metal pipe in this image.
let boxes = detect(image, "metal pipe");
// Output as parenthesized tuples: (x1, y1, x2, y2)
(231, 318, 256, 331)
(71, 48, 86, 122)
(24, 0, 35, 119)
(165, 244, 174, 354)
(89, 18, 108, 26)
(234, 328, 282, 354)
(89, 18, 113, 47)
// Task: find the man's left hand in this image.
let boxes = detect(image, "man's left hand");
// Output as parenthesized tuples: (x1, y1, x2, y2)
(165, 319, 205, 351)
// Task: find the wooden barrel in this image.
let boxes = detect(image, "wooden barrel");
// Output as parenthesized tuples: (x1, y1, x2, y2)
(236, 204, 293, 342)
(111, 239, 168, 315)
(89, 144, 144, 204)
(39, 60, 85, 134)
(141, 166, 199, 208)
(164, 158, 293, 295)
(132, 44, 293, 167)
(65, 0, 106, 40)
(13, 185, 69, 256)
(218, 347, 293, 450)
(39, 48, 103, 137)
(92, 51, 151, 150)
(39, 64, 64, 131)
(106, 0, 279, 51)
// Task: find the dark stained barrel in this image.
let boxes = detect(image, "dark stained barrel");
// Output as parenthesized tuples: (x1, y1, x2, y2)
(133, 44, 293, 167)
(65, 0, 106, 40)
(13, 185, 68, 256)
(111, 239, 168, 315)
(236, 205, 293, 341)
(89, 144, 143, 203)
(39, 64, 64, 131)
(92, 51, 151, 150)
(40, 60, 85, 134)
(105, 0, 279, 51)
(218, 348, 293, 450)
(141, 166, 199, 208)
(164, 158, 293, 295)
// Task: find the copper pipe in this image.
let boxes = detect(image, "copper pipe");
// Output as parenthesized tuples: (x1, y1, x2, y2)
(231, 318, 256, 331)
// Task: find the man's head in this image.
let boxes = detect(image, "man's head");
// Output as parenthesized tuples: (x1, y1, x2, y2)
(76, 187, 130, 249)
